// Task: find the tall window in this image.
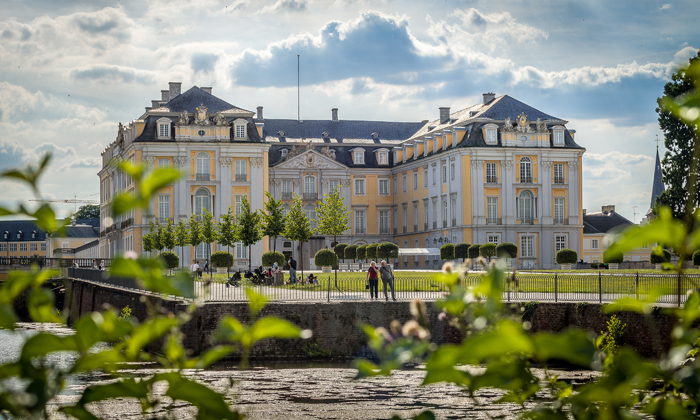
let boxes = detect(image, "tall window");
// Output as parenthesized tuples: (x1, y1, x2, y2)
(487, 235, 500, 244)
(413, 203, 419, 229)
(554, 198, 565, 224)
(393, 208, 398, 233)
(485, 128, 497, 143)
(486, 162, 498, 183)
(354, 179, 365, 195)
(158, 122, 170, 138)
(518, 190, 533, 223)
(555, 236, 566, 254)
(451, 163, 455, 181)
(379, 179, 389, 195)
(30, 243, 37, 251)
(329, 179, 341, 194)
(281, 180, 292, 198)
(487, 197, 498, 223)
(450, 198, 457, 225)
(235, 242, 248, 259)
(402, 207, 408, 231)
(521, 236, 534, 258)
(519, 157, 532, 183)
(402, 175, 407, 192)
(235, 160, 247, 181)
(393, 177, 397, 195)
(432, 201, 437, 228)
(423, 201, 429, 228)
(553, 163, 565, 184)
(413, 172, 418, 190)
(0, 244, 5, 252)
(355, 210, 366, 234)
(354, 151, 364, 164)
(432, 168, 436, 185)
(304, 175, 316, 198)
(378, 152, 388, 165)
(591, 239, 599, 250)
(41, 243, 46, 251)
(10, 244, 17, 252)
(194, 189, 210, 217)
(158, 158, 170, 169)
(379, 210, 390, 234)
(196, 243, 207, 259)
(424, 169, 428, 187)
(158, 195, 170, 221)
(304, 204, 317, 229)
(442, 165, 447, 183)
(442, 199, 448, 227)
(554, 130, 564, 144)
(196, 152, 210, 180)
(235, 124, 246, 139)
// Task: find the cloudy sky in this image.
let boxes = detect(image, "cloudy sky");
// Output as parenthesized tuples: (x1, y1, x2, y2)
(0, 0, 698, 222)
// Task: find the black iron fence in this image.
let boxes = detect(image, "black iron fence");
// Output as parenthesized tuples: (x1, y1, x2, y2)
(0, 257, 115, 268)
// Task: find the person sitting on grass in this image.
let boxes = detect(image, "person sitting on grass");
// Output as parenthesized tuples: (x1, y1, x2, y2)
(306, 274, 318, 284)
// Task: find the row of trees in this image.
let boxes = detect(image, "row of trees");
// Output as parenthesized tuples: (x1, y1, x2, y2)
(333, 242, 400, 262)
(439, 242, 518, 261)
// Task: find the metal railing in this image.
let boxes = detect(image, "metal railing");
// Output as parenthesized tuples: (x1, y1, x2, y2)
(379, 228, 391, 235)
(157, 217, 169, 224)
(519, 218, 534, 225)
(486, 176, 500, 184)
(487, 217, 501, 225)
(451, 218, 457, 227)
(414, 224, 418, 232)
(553, 177, 566, 184)
(517, 177, 536, 184)
(0, 257, 115, 268)
(195, 173, 210, 181)
(63, 269, 700, 306)
(303, 192, 317, 200)
(355, 228, 366, 234)
(281, 192, 293, 199)
(554, 218, 569, 225)
(235, 174, 247, 182)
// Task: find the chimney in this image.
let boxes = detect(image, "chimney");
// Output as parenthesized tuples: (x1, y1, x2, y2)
(483, 92, 495, 104)
(257, 106, 264, 120)
(151, 100, 160, 109)
(201, 87, 212, 94)
(168, 82, 182, 100)
(421, 119, 429, 124)
(161, 90, 170, 103)
(583, 209, 587, 215)
(439, 107, 450, 124)
(601, 205, 615, 214)
(332, 108, 338, 121)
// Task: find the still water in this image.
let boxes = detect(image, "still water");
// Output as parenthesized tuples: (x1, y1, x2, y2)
(0, 324, 595, 419)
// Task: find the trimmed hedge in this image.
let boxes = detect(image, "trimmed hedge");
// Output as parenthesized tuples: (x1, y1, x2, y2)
(556, 249, 578, 264)
(650, 249, 672, 264)
(210, 251, 234, 268)
(334, 243, 349, 261)
(454, 243, 471, 260)
(366, 243, 378, 260)
(377, 242, 399, 259)
(357, 244, 368, 261)
(479, 243, 497, 259)
(262, 251, 285, 267)
(157, 251, 179, 270)
(440, 243, 455, 260)
(314, 249, 337, 267)
(694, 250, 700, 266)
(496, 242, 517, 259)
(344, 245, 358, 260)
(603, 252, 623, 264)
(468, 244, 482, 259)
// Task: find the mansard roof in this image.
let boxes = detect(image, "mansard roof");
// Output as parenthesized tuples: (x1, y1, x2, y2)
(133, 115, 262, 143)
(268, 143, 395, 168)
(0, 220, 47, 241)
(165, 86, 253, 114)
(583, 211, 633, 234)
(260, 119, 424, 144)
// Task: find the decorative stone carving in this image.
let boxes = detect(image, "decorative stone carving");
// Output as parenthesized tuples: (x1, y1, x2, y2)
(540, 161, 552, 171)
(341, 179, 352, 187)
(321, 180, 329, 188)
(250, 157, 263, 168)
(292, 179, 300, 187)
(219, 157, 233, 167)
(503, 160, 514, 170)
(174, 156, 188, 167)
(472, 160, 484, 170)
(287, 144, 302, 159)
(568, 161, 579, 171)
(431, 162, 437, 167)
(177, 110, 189, 126)
(116, 122, 124, 143)
(194, 104, 210, 126)
(304, 140, 315, 152)
(536, 118, 548, 133)
(516, 113, 534, 134)
(502, 117, 514, 132)
(214, 112, 227, 126)
(320, 146, 334, 159)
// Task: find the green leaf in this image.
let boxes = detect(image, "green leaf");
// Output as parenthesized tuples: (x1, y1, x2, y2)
(27, 289, 62, 323)
(214, 316, 246, 344)
(71, 349, 127, 373)
(73, 310, 133, 351)
(183, 345, 234, 369)
(125, 316, 178, 359)
(353, 359, 381, 379)
(0, 304, 17, 330)
(141, 168, 181, 198)
(457, 321, 533, 364)
(111, 193, 137, 216)
(20, 333, 77, 361)
(604, 288, 666, 314)
(605, 207, 685, 259)
(249, 316, 303, 341)
(246, 287, 268, 317)
(30, 204, 58, 233)
(532, 330, 598, 367)
(60, 378, 150, 420)
(155, 372, 242, 419)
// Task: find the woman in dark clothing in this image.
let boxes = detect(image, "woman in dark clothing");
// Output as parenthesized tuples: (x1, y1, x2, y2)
(366, 261, 380, 300)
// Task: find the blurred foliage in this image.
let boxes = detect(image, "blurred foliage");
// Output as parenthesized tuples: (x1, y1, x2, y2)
(0, 158, 309, 419)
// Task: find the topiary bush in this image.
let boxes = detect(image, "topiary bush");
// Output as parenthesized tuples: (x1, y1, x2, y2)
(314, 249, 337, 267)
(556, 249, 578, 265)
(357, 244, 368, 261)
(479, 243, 497, 260)
(334, 243, 349, 262)
(377, 242, 399, 260)
(468, 244, 481, 259)
(345, 244, 358, 261)
(366, 243, 378, 261)
(694, 250, 700, 266)
(157, 251, 179, 270)
(496, 242, 518, 259)
(603, 252, 623, 264)
(262, 251, 285, 267)
(440, 243, 455, 260)
(210, 251, 234, 268)
(454, 243, 471, 261)
(650, 248, 672, 264)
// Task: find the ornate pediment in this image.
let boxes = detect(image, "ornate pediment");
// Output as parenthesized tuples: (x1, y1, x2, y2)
(274, 150, 347, 170)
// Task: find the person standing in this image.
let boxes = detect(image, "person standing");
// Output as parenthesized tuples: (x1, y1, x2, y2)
(92, 259, 98, 270)
(379, 260, 396, 302)
(99, 260, 105, 271)
(191, 260, 200, 277)
(288, 256, 297, 283)
(366, 261, 379, 301)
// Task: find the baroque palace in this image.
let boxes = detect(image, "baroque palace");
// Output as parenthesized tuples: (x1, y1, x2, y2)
(98, 83, 585, 269)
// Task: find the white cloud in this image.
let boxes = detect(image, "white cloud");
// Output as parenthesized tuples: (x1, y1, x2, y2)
(256, 0, 309, 15)
(660, 4, 672, 10)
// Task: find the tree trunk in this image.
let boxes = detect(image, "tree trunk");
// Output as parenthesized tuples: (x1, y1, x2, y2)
(248, 245, 252, 272)
(273, 236, 276, 253)
(300, 241, 304, 279)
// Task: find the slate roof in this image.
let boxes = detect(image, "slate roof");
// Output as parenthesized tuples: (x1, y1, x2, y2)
(479, 95, 559, 121)
(64, 225, 99, 238)
(268, 143, 395, 168)
(164, 86, 253, 114)
(650, 148, 665, 209)
(134, 115, 262, 143)
(260, 119, 425, 144)
(0, 220, 47, 241)
(456, 122, 582, 149)
(74, 218, 99, 228)
(583, 211, 634, 234)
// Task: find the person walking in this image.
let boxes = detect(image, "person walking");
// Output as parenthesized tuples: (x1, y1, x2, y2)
(379, 260, 396, 302)
(366, 261, 379, 301)
(288, 256, 297, 283)
(91, 259, 98, 270)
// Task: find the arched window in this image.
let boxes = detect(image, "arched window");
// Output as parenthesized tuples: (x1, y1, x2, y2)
(194, 188, 211, 217)
(196, 152, 210, 180)
(519, 157, 532, 183)
(518, 190, 533, 223)
(304, 204, 317, 229)
(403, 240, 409, 267)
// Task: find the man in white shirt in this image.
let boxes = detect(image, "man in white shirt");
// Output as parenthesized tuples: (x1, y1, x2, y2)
(191, 260, 200, 277)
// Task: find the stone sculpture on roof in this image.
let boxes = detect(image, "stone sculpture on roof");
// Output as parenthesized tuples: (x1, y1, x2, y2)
(320, 146, 334, 159)
(287, 144, 301, 159)
(177, 110, 189, 126)
(502, 117, 514, 132)
(536, 118, 548, 133)
(195, 105, 210, 125)
(214, 112, 227, 126)
(116, 122, 124, 143)
(516, 113, 533, 133)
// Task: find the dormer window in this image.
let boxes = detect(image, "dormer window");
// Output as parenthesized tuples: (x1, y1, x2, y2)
(278, 130, 286, 137)
(552, 126, 565, 146)
(233, 119, 247, 140)
(156, 118, 171, 139)
(31, 231, 37, 239)
(16, 231, 22, 240)
(353, 148, 365, 165)
(483, 124, 498, 144)
(3, 231, 8, 240)
(322, 131, 330, 138)
(280, 149, 288, 159)
(374, 148, 389, 166)
(371, 132, 379, 140)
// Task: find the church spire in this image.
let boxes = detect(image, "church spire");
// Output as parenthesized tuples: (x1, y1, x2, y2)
(650, 145, 665, 211)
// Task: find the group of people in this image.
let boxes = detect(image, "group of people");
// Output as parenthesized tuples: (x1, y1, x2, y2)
(366, 260, 396, 301)
(88, 260, 105, 270)
(284, 256, 317, 284)
(190, 260, 208, 277)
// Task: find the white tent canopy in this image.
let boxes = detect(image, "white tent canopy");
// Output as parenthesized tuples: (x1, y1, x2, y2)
(397, 248, 441, 256)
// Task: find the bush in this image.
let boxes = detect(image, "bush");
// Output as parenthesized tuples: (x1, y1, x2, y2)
(479, 243, 497, 259)
(314, 249, 337, 267)
(334, 243, 349, 261)
(496, 242, 517, 259)
(377, 242, 399, 259)
(694, 250, 700, 266)
(556, 249, 578, 265)
(454, 243, 471, 260)
(591, 263, 599, 269)
(650, 248, 672, 264)
(157, 251, 179, 270)
(604, 252, 623, 264)
(357, 244, 368, 261)
(440, 243, 455, 260)
(210, 251, 234, 268)
(366, 243, 378, 260)
(262, 251, 285, 267)
(344, 245, 358, 261)
(468, 244, 481, 259)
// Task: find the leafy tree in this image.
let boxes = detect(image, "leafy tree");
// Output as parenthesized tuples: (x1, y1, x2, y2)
(344, 244, 358, 261)
(157, 251, 179, 274)
(142, 229, 154, 255)
(210, 251, 233, 268)
(188, 213, 202, 264)
(262, 251, 285, 267)
(174, 218, 189, 269)
(283, 195, 314, 277)
(316, 186, 350, 286)
(200, 209, 218, 275)
(496, 242, 517, 259)
(74, 204, 100, 219)
(162, 218, 175, 251)
(376, 242, 399, 261)
(655, 52, 700, 219)
(454, 243, 471, 262)
(149, 221, 163, 253)
(366, 243, 378, 261)
(237, 196, 263, 271)
(216, 206, 237, 255)
(357, 244, 368, 261)
(262, 192, 286, 252)
(334, 243, 349, 262)
(479, 243, 497, 261)
(440, 243, 455, 260)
